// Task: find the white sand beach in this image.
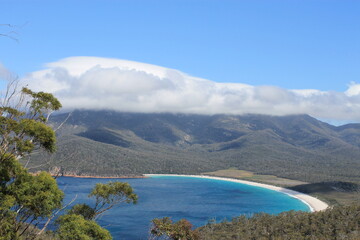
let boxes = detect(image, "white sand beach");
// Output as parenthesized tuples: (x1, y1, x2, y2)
(145, 174, 329, 212)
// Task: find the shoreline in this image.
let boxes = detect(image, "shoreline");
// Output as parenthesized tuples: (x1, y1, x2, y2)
(59, 174, 147, 179)
(144, 174, 329, 212)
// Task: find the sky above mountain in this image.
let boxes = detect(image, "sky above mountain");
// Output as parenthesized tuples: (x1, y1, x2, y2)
(1, 0, 360, 123)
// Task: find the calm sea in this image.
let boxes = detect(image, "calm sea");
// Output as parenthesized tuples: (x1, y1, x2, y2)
(57, 176, 310, 240)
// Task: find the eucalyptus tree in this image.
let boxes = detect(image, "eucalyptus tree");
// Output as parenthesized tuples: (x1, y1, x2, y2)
(0, 85, 63, 239)
(151, 217, 200, 240)
(0, 83, 138, 239)
(67, 181, 138, 221)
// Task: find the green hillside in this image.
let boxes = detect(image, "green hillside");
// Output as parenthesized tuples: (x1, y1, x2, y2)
(29, 111, 360, 182)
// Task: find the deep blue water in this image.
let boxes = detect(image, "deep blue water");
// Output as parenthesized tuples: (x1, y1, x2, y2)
(57, 176, 310, 240)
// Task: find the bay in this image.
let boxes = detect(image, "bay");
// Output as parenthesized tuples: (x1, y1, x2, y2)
(57, 176, 310, 239)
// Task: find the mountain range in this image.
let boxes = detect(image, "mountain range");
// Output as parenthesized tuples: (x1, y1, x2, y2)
(28, 110, 360, 184)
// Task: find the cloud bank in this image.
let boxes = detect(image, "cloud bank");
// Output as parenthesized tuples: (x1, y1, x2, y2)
(22, 56, 360, 122)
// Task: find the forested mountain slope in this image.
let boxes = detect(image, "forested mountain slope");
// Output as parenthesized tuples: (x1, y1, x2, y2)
(28, 110, 360, 184)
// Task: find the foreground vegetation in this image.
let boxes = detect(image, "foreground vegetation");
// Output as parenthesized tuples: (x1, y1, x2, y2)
(149, 204, 360, 240)
(198, 204, 360, 240)
(0, 86, 137, 239)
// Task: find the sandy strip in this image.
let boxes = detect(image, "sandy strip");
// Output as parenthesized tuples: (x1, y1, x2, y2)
(144, 174, 329, 212)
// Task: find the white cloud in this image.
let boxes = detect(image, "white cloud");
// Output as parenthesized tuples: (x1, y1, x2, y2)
(345, 82, 360, 97)
(22, 56, 360, 122)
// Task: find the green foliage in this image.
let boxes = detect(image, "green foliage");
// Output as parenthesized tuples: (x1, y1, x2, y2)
(89, 181, 138, 219)
(57, 182, 137, 238)
(21, 87, 62, 121)
(0, 113, 57, 154)
(62, 182, 137, 238)
(0, 153, 25, 186)
(199, 204, 360, 240)
(68, 204, 96, 220)
(9, 171, 63, 218)
(0, 195, 17, 240)
(0, 171, 61, 238)
(0, 87, 61, 157)
(0, 86, 65, 238)
(90, 181, 138, 204)
(1, 86, 140, 239)
(19, 119, 57, 153)
(151, 217, 200, 240)
(56, 214, 112, 240)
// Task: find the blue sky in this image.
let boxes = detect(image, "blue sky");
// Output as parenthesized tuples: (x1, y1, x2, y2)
(1, 0, 359, 90)
(1, 0, 360, 123)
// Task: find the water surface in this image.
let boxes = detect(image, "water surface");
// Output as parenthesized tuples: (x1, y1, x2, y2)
(57, 176, 310, 239)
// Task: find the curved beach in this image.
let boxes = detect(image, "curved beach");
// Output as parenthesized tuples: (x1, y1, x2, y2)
(145, 174, 329, 212)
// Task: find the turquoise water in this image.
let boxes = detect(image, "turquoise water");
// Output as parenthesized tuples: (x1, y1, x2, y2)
(57, 176, 310, 239)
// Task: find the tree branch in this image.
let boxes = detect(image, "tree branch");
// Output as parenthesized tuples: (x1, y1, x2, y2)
(36, 194, 78, 236)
